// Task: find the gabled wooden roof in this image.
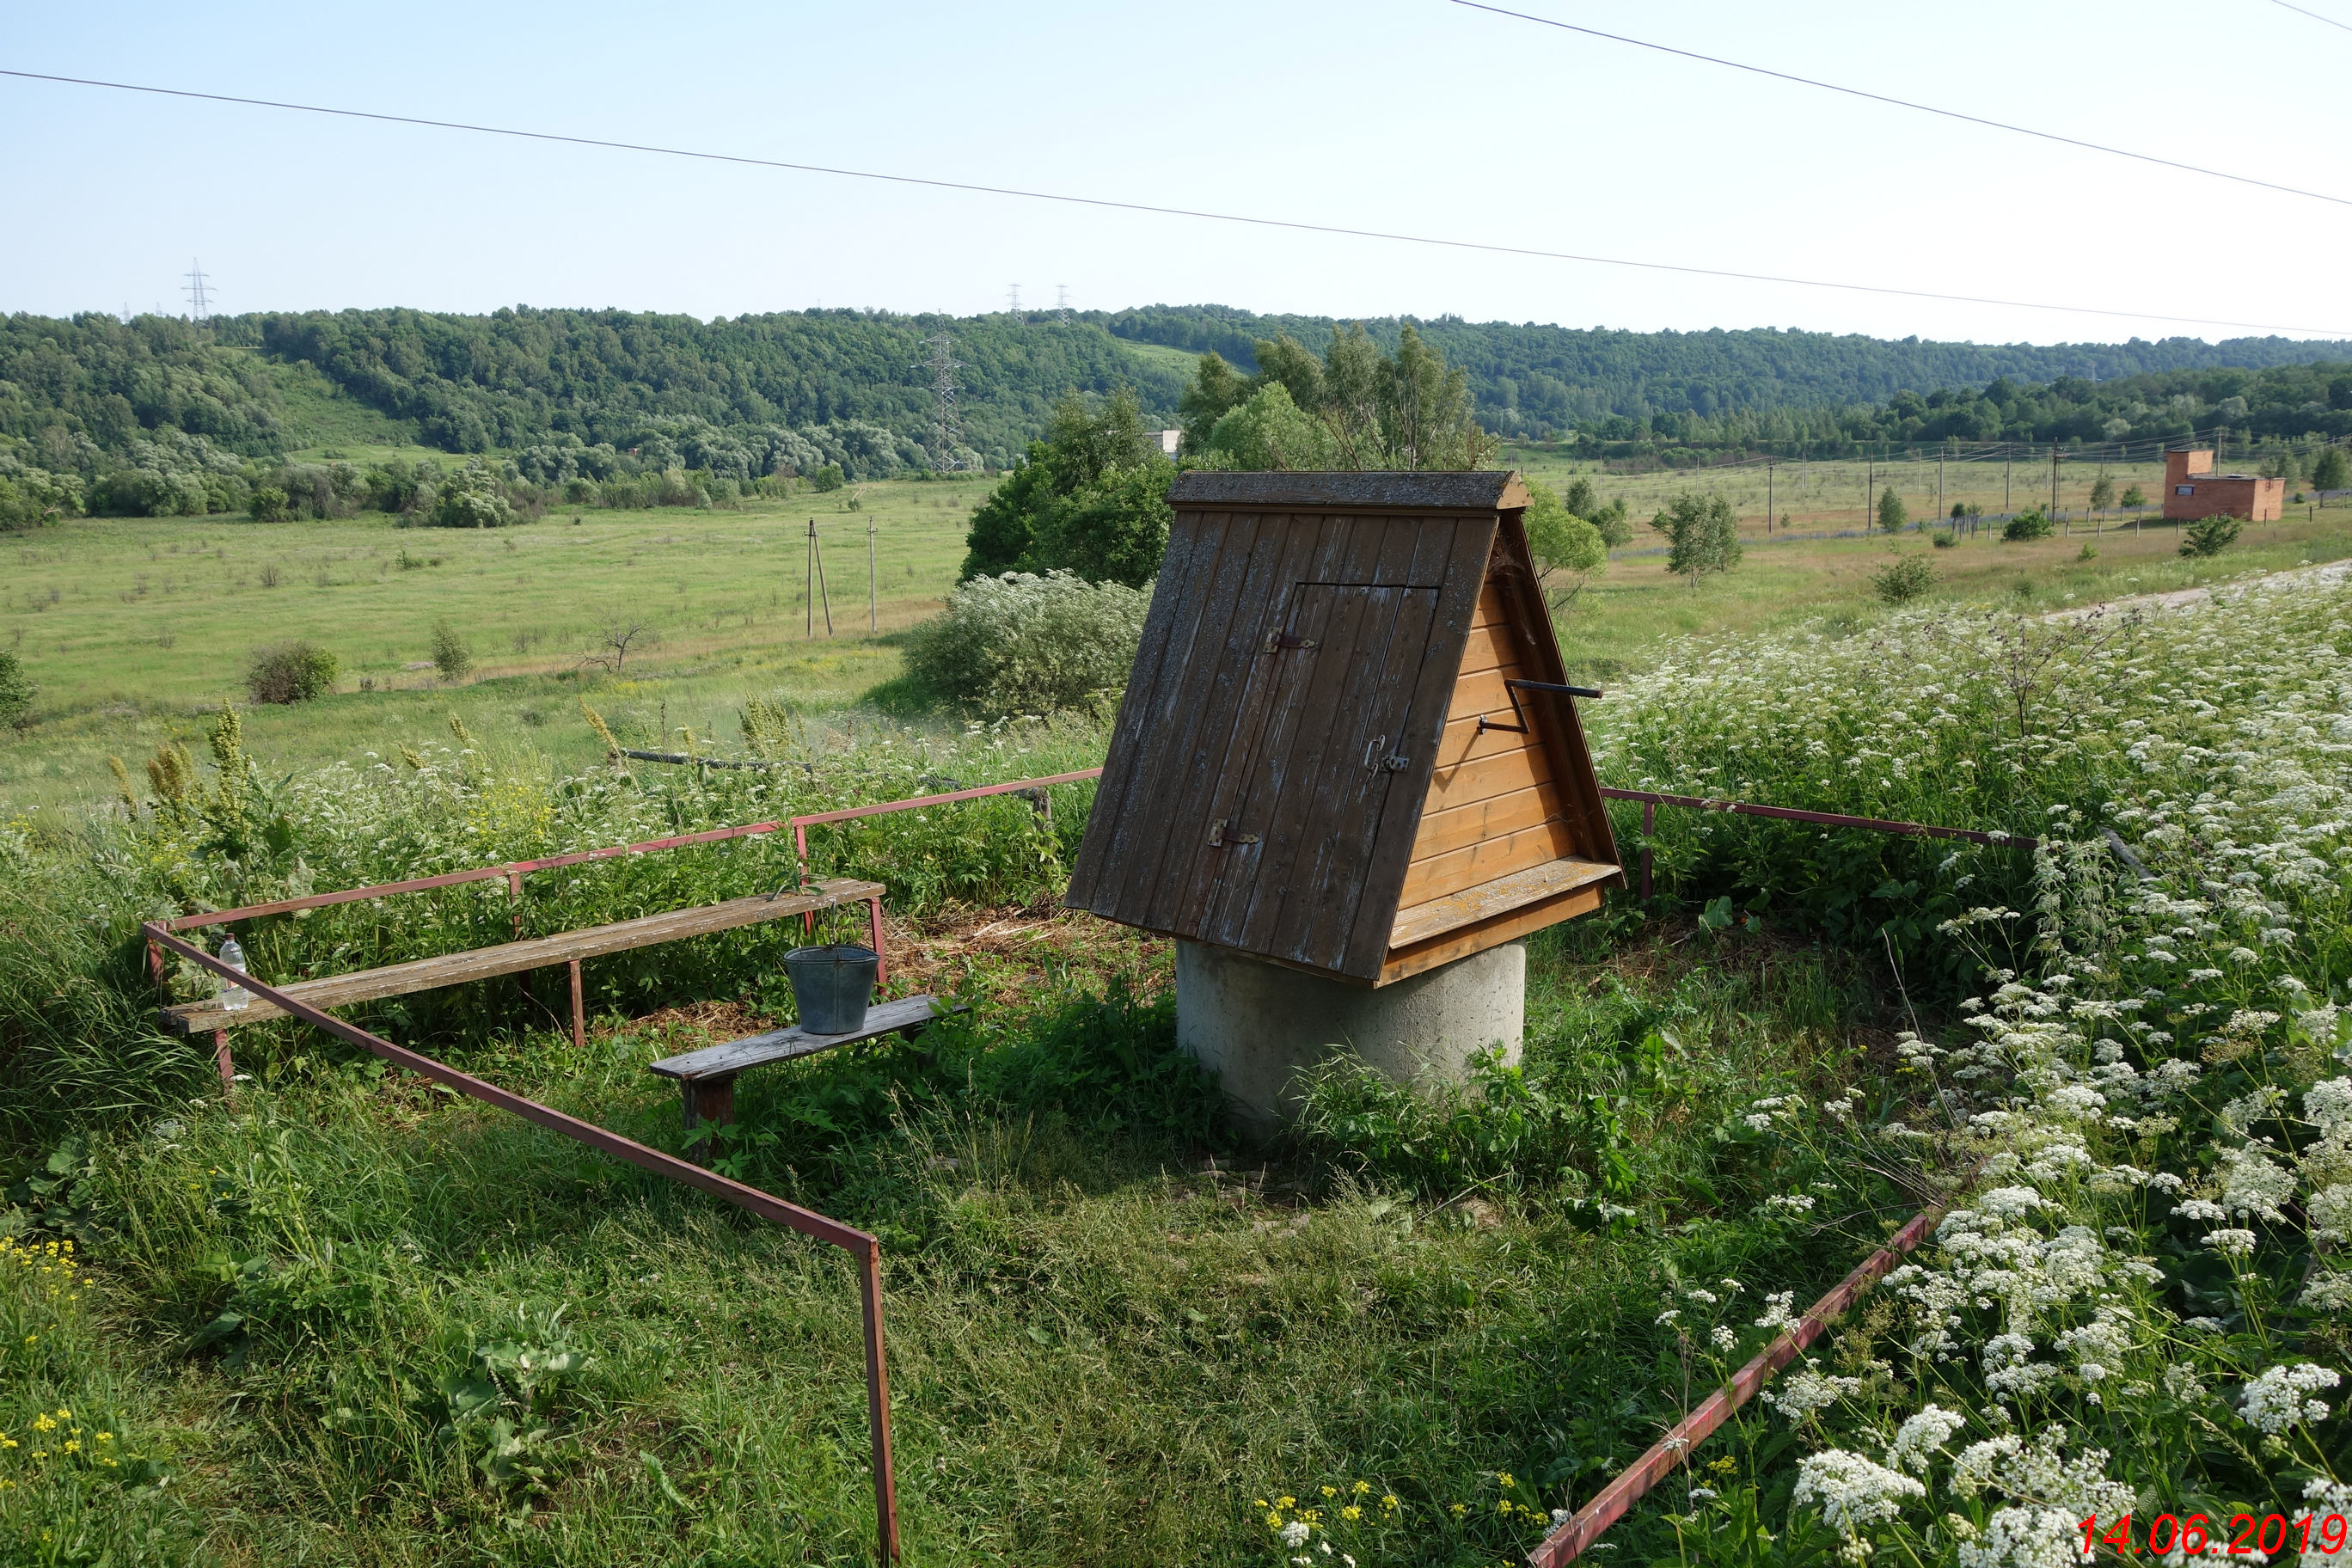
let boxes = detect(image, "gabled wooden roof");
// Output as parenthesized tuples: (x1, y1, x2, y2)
(1068, 471, 1620, 985)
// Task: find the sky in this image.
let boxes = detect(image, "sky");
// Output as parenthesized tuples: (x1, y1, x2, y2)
(4, 0, 2350, 346)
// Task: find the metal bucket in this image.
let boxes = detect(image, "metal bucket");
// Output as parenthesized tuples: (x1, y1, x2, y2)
(784, 945, 879, 1034)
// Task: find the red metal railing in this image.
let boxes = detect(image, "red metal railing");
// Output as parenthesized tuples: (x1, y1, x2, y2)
(1600, 787, 2040, 900)
(1528, 1197, 1953, 1567)
(789, 769, 1103, 878)
(145, 924, 902, 1560)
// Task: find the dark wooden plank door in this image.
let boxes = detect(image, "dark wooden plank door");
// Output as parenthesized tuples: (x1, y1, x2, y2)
(1179, 580, 1442, 968)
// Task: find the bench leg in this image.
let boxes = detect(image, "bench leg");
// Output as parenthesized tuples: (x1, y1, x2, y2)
(868, 897, 887, 988)
(569, 959, 585, 1051)
(681, 1076, 737, 1165)
(212, 1029, 235, 1098)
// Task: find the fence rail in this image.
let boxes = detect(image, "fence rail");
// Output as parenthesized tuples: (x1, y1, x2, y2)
(1599, 786, 2039, 899)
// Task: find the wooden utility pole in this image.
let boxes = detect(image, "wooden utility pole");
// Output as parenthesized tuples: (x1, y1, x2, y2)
(805, 518, 833, 638)
(2005, 444, 2012, 514)
(1937, 451, 1945, 527)
(867, 514, 878, 634)
(2050, 446, 2062, 535)
(1865, 450, 1873, 530)
(1766, 460, 1773, 535)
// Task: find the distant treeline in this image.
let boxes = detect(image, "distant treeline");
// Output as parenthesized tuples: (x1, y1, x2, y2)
(0, 308, 1191, 477)
(1103, 303, 2352, 445)
(8, 305, 2352, 532)
(1536, 361, 2352, 463)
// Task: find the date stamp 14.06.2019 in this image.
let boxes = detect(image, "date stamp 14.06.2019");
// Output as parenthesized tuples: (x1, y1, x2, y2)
(2079, 1512, 2346, 1559)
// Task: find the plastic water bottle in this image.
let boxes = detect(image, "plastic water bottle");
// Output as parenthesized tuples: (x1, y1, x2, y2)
(217, 936, 249, 1012)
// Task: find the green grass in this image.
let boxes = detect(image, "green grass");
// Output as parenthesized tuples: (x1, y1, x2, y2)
(3, 897, 1912, 1566)
(0, 478, 1001, 817)
(1112, 337, 1205, 380)
(235, 350, 427, 456)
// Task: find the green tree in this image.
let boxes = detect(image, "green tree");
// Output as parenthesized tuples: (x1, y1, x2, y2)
(2089, 473, 2117, 511)
(2002, 506, 2055, 541)
(2180, 514, 2241, 558)
(960, 456, 1057, 578)
(0, 646, 34, 729)
(1650, 493, 1742, 586)
(1177, 352, 1253, 454)
(1877, 486, 1908, 534)
(959, 389, 1174, 587)
(2312, 447, 2349, 493)
(1175, 323, 1492, 474)
(2121, 484, 2146, 509)
(1026, 463, 1175, 589)
(1523, 477, 1607, 607)
(1561, 476, 1632, 547)
(1378, 324, 1491, 470)
(1202, 383, 1338, 471)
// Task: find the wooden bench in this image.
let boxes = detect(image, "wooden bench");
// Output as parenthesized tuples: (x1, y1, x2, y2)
(160, 878, 885, 1038)
(648, 993, 969, 1154)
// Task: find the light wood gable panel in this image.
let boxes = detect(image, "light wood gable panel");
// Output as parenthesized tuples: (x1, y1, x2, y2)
(1381, 519, 1626, 968)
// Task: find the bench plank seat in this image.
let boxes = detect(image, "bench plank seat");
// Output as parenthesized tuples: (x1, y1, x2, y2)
(648, 995, 965, 1083)
(161, 878, 885, 1034)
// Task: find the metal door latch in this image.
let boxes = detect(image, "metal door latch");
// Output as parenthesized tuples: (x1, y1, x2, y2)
(1265, 631, 1317, 652)
(1208, 818, 1259, 847)
(1382, 754, 1412, 772)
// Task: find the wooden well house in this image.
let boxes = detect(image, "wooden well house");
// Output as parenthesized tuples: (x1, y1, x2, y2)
(1066, 471, 1623, 986)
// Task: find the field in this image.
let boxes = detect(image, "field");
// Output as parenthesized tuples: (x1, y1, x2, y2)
(0, 478, 995, 818)
(2, 460, 2348, 1566)
(8, 464, 2349, 817)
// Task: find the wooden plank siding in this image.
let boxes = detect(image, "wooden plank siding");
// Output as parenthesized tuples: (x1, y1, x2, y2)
(1391, 579, 1577, 909)
(1066, 472, 1620, 988)
(1381, 525, 1626, 959)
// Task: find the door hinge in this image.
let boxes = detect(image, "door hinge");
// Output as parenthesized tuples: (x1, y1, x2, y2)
(1208, 818, 1259, 848)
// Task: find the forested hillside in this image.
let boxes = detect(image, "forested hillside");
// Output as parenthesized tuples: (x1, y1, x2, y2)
(5, 304, 2351, 525)
(1105, 303, 2352, 439)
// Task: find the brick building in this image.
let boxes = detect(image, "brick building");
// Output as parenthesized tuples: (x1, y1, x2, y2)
(2163, 448, 2284, 523)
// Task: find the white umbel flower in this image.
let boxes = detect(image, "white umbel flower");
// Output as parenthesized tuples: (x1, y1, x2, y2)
(2240, 1363, 2340, 1434)
(1792, 1449, 1925, 1533)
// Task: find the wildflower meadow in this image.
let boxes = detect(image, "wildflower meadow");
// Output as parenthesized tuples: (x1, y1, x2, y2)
(0, 570, 2348, 1564)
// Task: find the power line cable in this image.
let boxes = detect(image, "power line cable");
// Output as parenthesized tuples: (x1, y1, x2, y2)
(2, 67, 2347, 338)
(2270, 0, 2352, 32)
(1451, 0, 2352, 211)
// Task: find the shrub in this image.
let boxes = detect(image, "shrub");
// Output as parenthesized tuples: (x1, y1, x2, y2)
(1869, 554, 1936, 604)
(2180, 512, 2241, 557)
(2120, 483, 2147, 508)
(429, 620, 474, 682)
(244, 641, 339, 704)
(1930, 530, 1957, 548)
(902, 570, 1148, 716)
(0, 469, 80, 530)
(809, 464, 845, 492)
(0, 647, 33, 728)
(2310, 446, 2349, 492)
(2001, 506, 2053, 541)
(248, 486, 291, 522)
(430, 484, 513, 529)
